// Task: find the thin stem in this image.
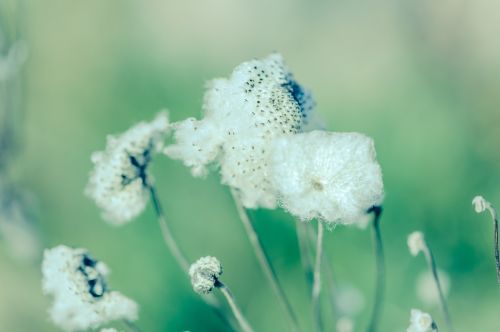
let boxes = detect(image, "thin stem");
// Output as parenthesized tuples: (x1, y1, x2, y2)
(148, 184, 238, 331)
(367, 206, 384, 332)
(312, 221, 324, 332)
(122, 319, 142, 332)
(485, 204, 500, 285)
(296, 220, 314, 293)
(230, 188, 301, 332)
(422, 246, 453, 332)
(216, 281, 254, 332)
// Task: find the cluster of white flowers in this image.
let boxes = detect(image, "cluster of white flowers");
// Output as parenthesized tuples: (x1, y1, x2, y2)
(42, 245, 138, 331)
(165, 54, 315, 209)
(166, 54, 384, 225)
(189, 256, 223, 295)
(270, 131, 384, 225)
(407, 309, 437, 332)
(408, 231, 427, 256)
(85, 112, 169, 225)
(417, 270, 450, 306)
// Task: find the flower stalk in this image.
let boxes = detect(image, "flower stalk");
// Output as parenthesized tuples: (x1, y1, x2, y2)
(312, 221, 325, 332)
(216, 281, 254, 332)
(367, 206, 384, 332)
(230, 188, 301, 332)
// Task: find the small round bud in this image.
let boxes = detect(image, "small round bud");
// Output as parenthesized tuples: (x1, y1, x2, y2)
(472, 195, 488, 213)
(189, 256, 223, 294)
(407, 231, 426, 256)
(407, 309, 437, 332)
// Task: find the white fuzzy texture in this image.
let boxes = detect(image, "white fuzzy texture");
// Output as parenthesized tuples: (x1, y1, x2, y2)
(269, 131, 384, 225)
(165, 54, 315, 208)
(416, 270, 450, 306)
(407, 309, 437, 332)
(86, 112, 169, 225)
(472, 195, 488, 213)
(189, 256, 223, 294)
(408, 231, 427, 256)
(42, 245, 138, 332)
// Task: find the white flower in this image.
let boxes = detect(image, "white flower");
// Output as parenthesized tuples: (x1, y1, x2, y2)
(336, 317, 354, 332)
(85, 112, 169, 225)
(165, 53, 315, 209)
(472, 195, 488, 213)
(189, 256, 223, 294)
(416, 270, 450, 306)
(407, 231, 427, 256)
(42, 245, 138, 332)
(407, 309, 437, 332)
(269, 131, 384, 225)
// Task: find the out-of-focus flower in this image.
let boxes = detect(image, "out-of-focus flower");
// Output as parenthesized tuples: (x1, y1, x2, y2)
(408, 231, 426, 256)
(334, 284, 365, 317)
(42, 245, 138, 331)
(85, 112, 169, 225)
(336, 317, 354, 332)
(472, 195, 488, 213)
(165, 53, 315, 209)
(269, 131, 384, 225)
(416, 270, 451, 306)
(189, 256, 223, 295)
(406, 309, 437, 332)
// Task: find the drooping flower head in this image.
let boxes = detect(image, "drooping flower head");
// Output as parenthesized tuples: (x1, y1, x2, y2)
(165, 54, 315, 208)
(269, 131, 384, 225)
(85, 112, 169, 225)
(407, 231, 427, 256)
(407, 309, 438, 332)
(189, 256, 223, 294)
(42, 245, 138, 332)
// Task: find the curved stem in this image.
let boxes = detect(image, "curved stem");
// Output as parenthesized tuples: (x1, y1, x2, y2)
(485, 204, 500, 285)
(230, 189, 301, 332)
(312, 221, 324, 332)
(148, 184, 238, 331)
(423, 247, 454, 332)
(216, 281, 254, 332)
(367, 206, 384, 332)
(296, 220, 314, 293)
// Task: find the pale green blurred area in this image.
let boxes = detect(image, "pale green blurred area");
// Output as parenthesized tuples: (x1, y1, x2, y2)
(1, 0, 500, 331)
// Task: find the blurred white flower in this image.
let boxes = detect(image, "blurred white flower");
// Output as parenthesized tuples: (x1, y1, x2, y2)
(165, 53, 315, 208)
(472, 195, 488, 213)
(85, 112, 169, 225)
(269, 131, 383, 225)
(336, 317, 354, 332)
(416, 270, 450, 306)
(100, 329, 120, 332)
(334, 284, 365, 317)
(42, 245, 138, 332)
(189, 256, 223, 294)
(407, 309, 437, 332)
(408, 231, 426, 256)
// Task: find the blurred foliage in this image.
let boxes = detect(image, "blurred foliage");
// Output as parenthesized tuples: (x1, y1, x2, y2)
(1, 0, 499, 331)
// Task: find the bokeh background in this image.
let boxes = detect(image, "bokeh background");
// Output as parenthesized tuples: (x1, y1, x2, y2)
(1, 0, 499, 331)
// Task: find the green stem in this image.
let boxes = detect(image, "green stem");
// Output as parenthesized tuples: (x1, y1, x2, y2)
(296, 220, 314, 293)
(216, 281, 255, 332)
(230, 189, 301, 332)
(366, 206, 384, 332)
(312, 221, 324, 332)
(122, 319, 142, 332)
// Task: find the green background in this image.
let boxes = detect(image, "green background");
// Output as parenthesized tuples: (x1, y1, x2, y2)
(1, 0, 499, 331)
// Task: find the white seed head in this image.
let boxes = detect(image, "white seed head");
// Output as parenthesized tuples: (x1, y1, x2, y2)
(269, 131, 384, 225)
(472, 195, 488, 213)
(336, 317, 354, 332)
(407, 231, 426, 256)
(165, 53, 316, 209)
(416, 270, 450, 306)
(189, 256, 223, 295)
(407, 309, 437, 332)
(42, 245, 138, 331)
(85, 112, 169, 225)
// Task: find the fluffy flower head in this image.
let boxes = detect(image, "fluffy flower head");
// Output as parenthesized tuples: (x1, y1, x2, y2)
(269, 131, 383, 225)
(408, 231, 427, 256)
(86, 112, 169, 225)
(189, 256, 223, 294)
(165, 54, 315, 208)
(42, 245, 138, 331)
(407, 309, 437, 332)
